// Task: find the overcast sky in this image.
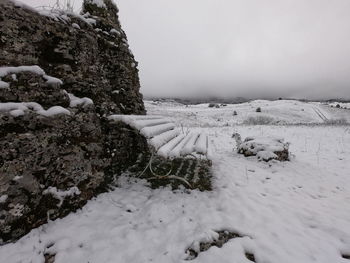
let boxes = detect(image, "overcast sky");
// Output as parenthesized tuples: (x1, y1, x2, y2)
(23, 0, 350, 99)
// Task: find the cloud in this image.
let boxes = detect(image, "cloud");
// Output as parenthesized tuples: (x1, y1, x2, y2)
(23, 0, 350, 99)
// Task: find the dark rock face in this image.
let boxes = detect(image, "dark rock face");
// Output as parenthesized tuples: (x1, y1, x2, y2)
(0, 0, 148, 244)
(0, 72, 70, 108)
(0, 108, 149, 243)
(0, 0, 144, 115)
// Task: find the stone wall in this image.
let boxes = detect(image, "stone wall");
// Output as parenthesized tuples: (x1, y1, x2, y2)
(0, 0, 148, 244)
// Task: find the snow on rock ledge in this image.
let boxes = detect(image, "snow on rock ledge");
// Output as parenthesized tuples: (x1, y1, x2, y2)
(0, 65, 62, 88)
(67, 92, 93, 108)
(0, 102, 70, 117)
(43, 187, 81, 207)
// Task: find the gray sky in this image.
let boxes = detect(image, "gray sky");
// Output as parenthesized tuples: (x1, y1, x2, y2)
(23, 0, 350, 99)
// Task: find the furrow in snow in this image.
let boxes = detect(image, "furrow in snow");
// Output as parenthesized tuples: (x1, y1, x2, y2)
(150, 129, 180, 150)
(194, 132, 208, 155)
(157, 134, 186, 158)
(140, 123, 175, 138)
(180, 132, 200, 156)
(131, 119, 171, 130)
(168, 133, 193, 158)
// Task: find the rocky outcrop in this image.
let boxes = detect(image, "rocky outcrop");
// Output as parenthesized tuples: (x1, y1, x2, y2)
(0, 0, 144, 115)
(0, 0, 148, 244)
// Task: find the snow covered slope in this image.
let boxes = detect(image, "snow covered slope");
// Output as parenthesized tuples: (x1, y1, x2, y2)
(145, 99, 349, 127)
(1, 100, 349, 263)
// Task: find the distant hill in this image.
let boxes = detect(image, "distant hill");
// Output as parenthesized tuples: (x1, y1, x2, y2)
(145, 97, 251, 105)
(145, 96, 350, 105)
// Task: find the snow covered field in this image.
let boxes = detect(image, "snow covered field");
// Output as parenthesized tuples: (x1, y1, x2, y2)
(1, 100, 350, 263)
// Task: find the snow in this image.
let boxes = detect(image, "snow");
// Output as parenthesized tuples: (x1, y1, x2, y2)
(84, 17, 96, 25)
(108, 115, 164, 123)
(130, 119, 170, 130)
(35, 7, 97, 27)
(194, 132, 208, 155)
(0, 66, 69, 117)
(72, 23, 81, 29)
(43, 187, 81, 207)
(0, 65, 63, 88)
(0, 80, 10, 89)
(9, 109, 25, 117)
(0, 65, 45, 78)
(168, 132, 193, 158)
(11, 74, 17, 81)
(110, 28, 121, 35)
(150, 129, 180, 150)
(67, 93, 93, 108)
(11, 0, 102, 28)
(37, 106, 71, 117)
(238, 136, 289, 161)
(0, 102, 70, 117)
(0, 195, 8, 203)
(9, 0, 37, 13)
(43, 75, 63, 86)
(107, 115, 208, 158)
(1, 100, 349, 263)
(158, 134, 185, 158)
(145, 99, 349, 126)
(140, 123, 175, 138)
(180, 132, 200, 156)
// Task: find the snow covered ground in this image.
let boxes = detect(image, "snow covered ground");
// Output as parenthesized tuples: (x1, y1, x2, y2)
(1, 100, 350, 263)
(145, 99, 350, 126)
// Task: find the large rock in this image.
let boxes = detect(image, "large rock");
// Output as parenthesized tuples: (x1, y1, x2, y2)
(0, 0, 148, 244)
(0, 0, 144, 115)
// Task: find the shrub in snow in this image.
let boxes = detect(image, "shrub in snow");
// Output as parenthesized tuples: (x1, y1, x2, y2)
(232, 132, 242, 146)
(243, 115, 274, 125)
(324, 118, 348, 125)
(236, 136, 290, 162)
(256, 107, 262, 112)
